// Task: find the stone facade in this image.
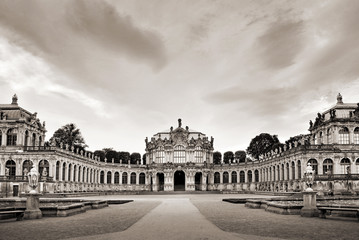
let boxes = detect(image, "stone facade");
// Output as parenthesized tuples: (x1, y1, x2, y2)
(0, 94, 359, 197)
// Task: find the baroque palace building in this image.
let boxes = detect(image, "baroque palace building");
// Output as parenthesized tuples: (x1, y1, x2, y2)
(0, 94, 359, 197)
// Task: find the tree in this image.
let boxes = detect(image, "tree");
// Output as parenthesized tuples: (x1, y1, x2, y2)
(94, 150, 105, 162)
(213, 151, 222, 164)
(118, 151, 130, 164)
(105, 150, 119, 163)
(49, 123, 87, 150)
(130, 152, 141, 164)
(246, 133, 280, 160)
(223, 151, 234, 164)
(234, 150, 246, 163)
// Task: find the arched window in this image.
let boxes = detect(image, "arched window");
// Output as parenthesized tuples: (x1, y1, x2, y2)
(56, 161, 60, 180)
(24, 130, 29, 147)
(23, 160, 32, 176)
(82, 167, 85, 182)
(5, 160, 16, 180)
(281, 164, 284, 180)
(223, 171, 229, 183)
(308, 159, 318, 175)
(286, 163, 289, 180)
(32, 133, 36, 146)
(7, 129, 17, 146)
(354, 127, 359, 144)
(327, 128, 332, 144)
(156, 146, 165, 163)
(114, 172, 120, 184)
(68, 163, 72, 181)
(291, 162, 295, 180)
(62, 163, 66, 181)
(247, 171, 252, 183)
(339, 127, 350, 144)
(38, 160, 49, 178)
(174, 145, 186, 163)
(214, 172, 220, 184)
(340, 158, 351, 174)
(195, 146, 203, 163)
(254, 170, 259, 182)
(100, 171, 104, 183)
(139, 173, 145, 184)
(297, 160, 301, 179)
(107, 171, 112, 184)
(240, 171, 245, 183)
(323, 159, 333, 174)
(87, 168, 90, 182)
(39, 136, 42, 146)
(131, 172, 136, 184)
(231, 171, 237, 183)
(122, 172, 128, 184)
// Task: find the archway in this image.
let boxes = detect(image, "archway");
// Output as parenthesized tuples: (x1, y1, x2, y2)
(174, 170, 185, 191)
(157, 173, 164, 191)
(195, 172, 202, 191)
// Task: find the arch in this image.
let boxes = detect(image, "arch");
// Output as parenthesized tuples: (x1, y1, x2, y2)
(82, 166, 86, 182)
(214, 172, 220, 184)
(100, 171, 105, 184)
(56, 161, 60, 180)
(7, 129, 17, 146)
(22, 160, 33, 176)
(107, 171, 112, 184)
(139, 173, 145, 184)
(156, 172, 164, 191)
(239, 171, 245, 183)
(130, 172, 136, 184)
(231, 171, 237, 183)
(340, 158, 351, 174)
(354, 127, 359, 144)
(281, 164, 284, 180)
(114, 172, 120, 184)
(254, 169, 259, 182)
(286, 163, 289, 180)
(174, 145, 186, 163)
(297, 160, 302, 179)
(122, 172, 128, 184)
(68, 163, 72, 181)
(247, 170, 253, 183)
(5, 160, 16, 179)
(339, 127, 349, 144)
(323, 159, 333, 174)
(223, 171, 229, 184)
(38, 160, 50, 178)
(291, 161, 295, 180)
(86, 168, 89, 182)
(32, 133, 36, 146)
(62, 162, 66, 181)
(194, 172, 202, 190)
(24, 130, 29, 147)
(308, 159, 318, 175)
(174, 170, 185, 191)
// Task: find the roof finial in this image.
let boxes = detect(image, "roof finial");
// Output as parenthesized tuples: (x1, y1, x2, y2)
(178, 118, 182, 128)
(337, 93, 343, 104)
(11, 94, 18, 105)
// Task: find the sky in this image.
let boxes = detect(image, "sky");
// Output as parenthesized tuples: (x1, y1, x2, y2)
(1, 0, 359, 155)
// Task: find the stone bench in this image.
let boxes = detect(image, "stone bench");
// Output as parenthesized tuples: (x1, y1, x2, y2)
(317, 207, 359, 221)
(0, 210, 25, 221)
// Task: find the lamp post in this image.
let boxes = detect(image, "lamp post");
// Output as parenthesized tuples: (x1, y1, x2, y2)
(23, 165, 42, 219)
(304, 163, 314, 192)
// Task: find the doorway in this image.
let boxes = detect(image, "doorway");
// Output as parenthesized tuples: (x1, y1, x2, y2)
(174, 171, 185, 191)
(195, 172, 202, 191)
(157, 173, 164, 191)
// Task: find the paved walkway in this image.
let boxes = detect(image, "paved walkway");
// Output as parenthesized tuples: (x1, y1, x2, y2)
(69, 197, 277, 240)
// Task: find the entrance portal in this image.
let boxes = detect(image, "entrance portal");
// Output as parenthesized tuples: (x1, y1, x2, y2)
(195, 172, 202, 191)
(157, 173, 164, 191)
(174, 171, 185, 191)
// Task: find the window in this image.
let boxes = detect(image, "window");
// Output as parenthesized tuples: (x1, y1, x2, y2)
(114, 172, 120, 184)
(247, 171, 252, 183)
(122, 172, 128, 184)
(62, 163, 66, 181)
(174, 145, 186, 163)
(139, 173, 145, 184)
(56, 161, 60, 180)
(107, 171, 112, 184)
(254, 170, 259, 182)
(130, 172, 136, 184)
(354, 128, 359, 144)
(231, 171, 237, 183)
(7, 129, 17, 146)
(38, 160, 49, 178)
(308, 159, 318, 175)
(340, 158, 351, 174)
(156, 146, 165, 163)
(23, 160, 33, 176)
(297, 160, 301, 179)
(5, 160, 16, 179)
(323, 159, 333, 174)
(339, 127, 350, 144)
(240, 171, 245, 183)
(291, 162, 295, 180)
(195, 146, 203, 163)
(214, 172, 220, 184)
(100, 171, 104, 183)
(223, 172, 229, 183)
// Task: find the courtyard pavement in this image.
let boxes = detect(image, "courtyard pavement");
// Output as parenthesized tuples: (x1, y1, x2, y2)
(0, 194, 358, 240)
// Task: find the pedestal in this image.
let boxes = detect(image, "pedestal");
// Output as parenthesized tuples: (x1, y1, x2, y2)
(23, 193, 42, 220)
(300, 191, 318, 217)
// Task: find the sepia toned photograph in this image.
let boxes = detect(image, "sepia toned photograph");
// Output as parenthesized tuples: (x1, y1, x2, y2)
(0, 0, 359, 239)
